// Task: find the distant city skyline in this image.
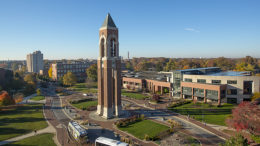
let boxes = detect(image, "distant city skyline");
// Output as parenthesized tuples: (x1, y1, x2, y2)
(0, 0, 259, 60)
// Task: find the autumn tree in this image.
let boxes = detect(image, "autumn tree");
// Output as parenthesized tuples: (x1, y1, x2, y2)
(86, 64, 97, 81)
(251, 92, 260, 101)
(48, 66, 52, 79)
(63, 72, 77, 86)
(226, 101, 260, 135)
(221, 134, 248, 146)
(0, 91, 15, 106)
(36, 88, 41, 96)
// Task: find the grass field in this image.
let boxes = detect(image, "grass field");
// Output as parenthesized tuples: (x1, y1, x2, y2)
(119, 120, 169, 140)
(121, 90, 149, 100)
(6, 133, 56, 146)
(170, 102, 234, 126)
(70, 83, 97, 93)
(0, 104, 48, 141)
(71, 100, 98, 110)
(30, 95, 45, 101)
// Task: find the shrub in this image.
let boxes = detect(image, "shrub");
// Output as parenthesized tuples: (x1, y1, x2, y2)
(0, 91, 15, 106)
(151, 94, 160, 103)
(168, 100, 191, 109)
(36, 88, 41, 96)
(251, 135, 260, 144)
(115, 115, 142, 128)
(221, 134, 248, 146)
(144, 134, 150, 141)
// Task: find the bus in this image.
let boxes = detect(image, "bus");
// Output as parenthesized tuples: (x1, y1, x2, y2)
(95, 137, 129, 146)
(68, 121, 88, 142)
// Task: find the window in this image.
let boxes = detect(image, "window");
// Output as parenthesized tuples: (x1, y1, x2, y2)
(212, 80, 221, 84)
(184, 78, 192, 82)
(243, 81, 253, 95)
(227, 80, 237, 84)
(197, 79, 206, 83)
(227, 89, 237, 95)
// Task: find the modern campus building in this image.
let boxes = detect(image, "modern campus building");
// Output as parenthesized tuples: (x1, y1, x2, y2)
(51, 61, 89, 82)
(162, 67, 260, 104)
(122, 71, 172, 97)
(123, 67, 260, 105)
(26, 51, 44, 73)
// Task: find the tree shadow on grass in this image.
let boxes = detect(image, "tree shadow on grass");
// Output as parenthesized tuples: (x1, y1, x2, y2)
(0, 105, 43, 117)
(0, 117, 45, 126)
(0, 127, 29, 137)
(171, 108, 232, 115)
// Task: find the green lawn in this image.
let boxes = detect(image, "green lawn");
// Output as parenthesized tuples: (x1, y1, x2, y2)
(121, 90, 149, 100)
(71, 100, 98, 110)
(119, 120, 169, 140)
(170, 102, 234, 126)
(0, 104, 48, 141)
(69, 83, 97, 93)
(6, 133, 56, 146)
(30, 95, 45, 101)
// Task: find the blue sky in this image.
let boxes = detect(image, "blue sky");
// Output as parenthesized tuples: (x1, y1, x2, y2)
(0, 0, 259, 60)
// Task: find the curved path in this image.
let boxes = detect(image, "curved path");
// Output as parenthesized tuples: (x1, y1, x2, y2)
(123, 98, 226, 146)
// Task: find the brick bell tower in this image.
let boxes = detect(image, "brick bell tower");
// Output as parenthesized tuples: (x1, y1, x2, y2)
(97, 13, 122, 119)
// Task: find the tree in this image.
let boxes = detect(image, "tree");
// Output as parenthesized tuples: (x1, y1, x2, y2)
(226, 101, 260, 135)
(86, 64, 97, 81)
(251, 92, 260, 101)
(36, 88, 41, 96)
(164, 59, 176, 71)
(125, 61, 133, 70)
(221, 134, 248, 146)
(11, 63, 18, 71)
(0, 91, 15, 106)
(63, 72, 77, 86)
(24, 74, 36, 85)
(48, 66, 52, 79)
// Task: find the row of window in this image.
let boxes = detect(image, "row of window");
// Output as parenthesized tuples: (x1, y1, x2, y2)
(58, 64, 88, 69)
(182, 87, 238, 95)
(57, 69, 85, 73)
(184, 78, 237, 85)
(123, 81, 140, 86)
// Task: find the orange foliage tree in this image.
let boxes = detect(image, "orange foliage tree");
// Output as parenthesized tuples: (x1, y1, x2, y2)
(0, 91, 15, 106)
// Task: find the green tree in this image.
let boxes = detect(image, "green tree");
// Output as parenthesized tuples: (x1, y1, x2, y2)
(125, 61, 133, 70)
(221, 134, 248, 146)
(86, 64, 97, 81)
(63, 72, 77, 86)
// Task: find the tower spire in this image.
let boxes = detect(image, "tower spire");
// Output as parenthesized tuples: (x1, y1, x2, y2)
(101, 13, 117, 28)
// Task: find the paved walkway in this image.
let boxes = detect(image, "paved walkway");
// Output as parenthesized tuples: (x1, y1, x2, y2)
(0, 105, 57, 146)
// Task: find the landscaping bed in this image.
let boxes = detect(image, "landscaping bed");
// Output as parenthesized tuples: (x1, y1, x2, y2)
(0, 104, 48, 141)
(70, 98, 98, 111)
(170, 102, 234, 126)
(122, 90, 149, 100)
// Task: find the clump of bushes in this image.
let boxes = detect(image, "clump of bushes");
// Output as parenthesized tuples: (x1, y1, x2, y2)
(70, 98, 92, 104)
(150, 94, 160, 103)
(115, 114, 144, 128)
(168, 99, 191, 108)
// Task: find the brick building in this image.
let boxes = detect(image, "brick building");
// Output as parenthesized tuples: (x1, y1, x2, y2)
(51, 61, 89, 82)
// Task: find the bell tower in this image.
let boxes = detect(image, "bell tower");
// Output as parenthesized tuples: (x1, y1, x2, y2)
(97, 13, 122, 119)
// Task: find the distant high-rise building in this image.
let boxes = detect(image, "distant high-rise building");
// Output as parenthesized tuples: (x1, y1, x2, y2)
(128, 51, 129, 60)
(26, 51, 44, 73)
